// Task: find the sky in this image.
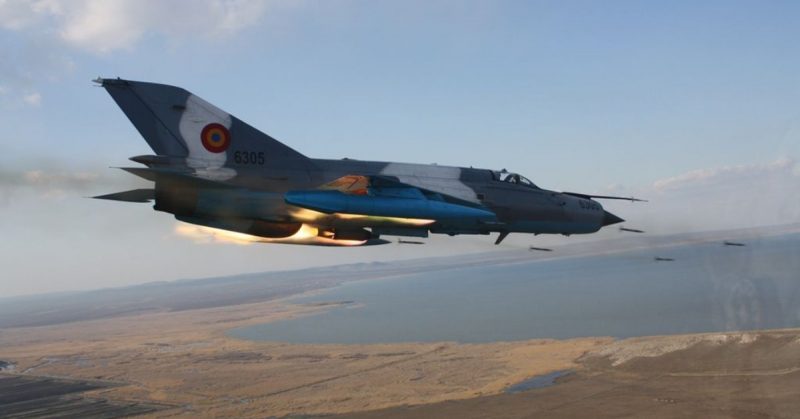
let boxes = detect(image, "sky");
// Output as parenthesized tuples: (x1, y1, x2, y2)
(0, 0, 799, 297)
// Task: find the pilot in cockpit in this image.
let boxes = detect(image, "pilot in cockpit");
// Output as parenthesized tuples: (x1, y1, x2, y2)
(496, 170, 538, 188)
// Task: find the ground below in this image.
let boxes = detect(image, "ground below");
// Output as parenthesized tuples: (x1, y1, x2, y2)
(1, 296, 798, 418)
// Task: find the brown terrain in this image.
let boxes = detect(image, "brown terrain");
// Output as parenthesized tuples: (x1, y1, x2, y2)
(1, 292, 799, 418)
(0, 296, 608, 417)
(342, 331, 800, 418)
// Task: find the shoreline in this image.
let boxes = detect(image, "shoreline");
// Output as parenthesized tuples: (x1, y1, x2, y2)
(2, 293, 799, 417)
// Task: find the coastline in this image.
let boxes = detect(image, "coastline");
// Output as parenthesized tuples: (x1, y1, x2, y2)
(2, 293, 799, 417)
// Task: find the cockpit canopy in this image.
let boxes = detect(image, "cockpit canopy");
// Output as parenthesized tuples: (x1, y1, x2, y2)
(493, 170, 539, 189)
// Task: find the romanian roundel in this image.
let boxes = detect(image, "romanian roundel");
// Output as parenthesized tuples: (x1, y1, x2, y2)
(200, 123, 231, 153)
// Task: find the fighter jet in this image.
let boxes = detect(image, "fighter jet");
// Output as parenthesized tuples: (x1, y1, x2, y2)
(654, 257, 676, 262)
(94, 78, 644, 247)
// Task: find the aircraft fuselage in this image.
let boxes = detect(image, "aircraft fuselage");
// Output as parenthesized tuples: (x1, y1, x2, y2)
(97, 78, 636, 246)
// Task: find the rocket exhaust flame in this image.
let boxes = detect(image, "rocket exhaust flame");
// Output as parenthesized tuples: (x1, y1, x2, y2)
(288, 207, 435, 227)
(174, 224, 260, 245)
(174, 222, 368, 247)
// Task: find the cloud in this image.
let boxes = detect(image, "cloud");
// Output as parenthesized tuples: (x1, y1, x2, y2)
(17, 169, 98, 189)
(0, 0, 274, 54)
(652, 158, 796, 192)
(22, 91, 40, 106)
(0, 167, 148, 205)
(0, 168, 99, 199)
(600, 158, 800, 235)
(0, 0, 60, 31)
(0, 0, 279, 107)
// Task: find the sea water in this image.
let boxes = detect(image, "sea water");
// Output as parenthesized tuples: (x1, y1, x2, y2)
(230, 233, 800, 344)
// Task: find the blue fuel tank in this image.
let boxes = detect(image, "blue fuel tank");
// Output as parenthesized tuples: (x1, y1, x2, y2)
(285, 190, 497, 222)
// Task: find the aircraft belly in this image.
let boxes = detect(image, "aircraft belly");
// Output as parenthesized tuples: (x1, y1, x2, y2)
(183, 189, 288, 221)
(506, 220, 600, 234)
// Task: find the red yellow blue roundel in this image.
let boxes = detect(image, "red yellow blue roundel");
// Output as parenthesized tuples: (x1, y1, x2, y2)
(200, 123, 231, 153)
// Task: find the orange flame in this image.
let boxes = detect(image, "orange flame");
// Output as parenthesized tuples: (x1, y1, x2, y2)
(173, 222, 367, 247)
(288, 207, 434, 227)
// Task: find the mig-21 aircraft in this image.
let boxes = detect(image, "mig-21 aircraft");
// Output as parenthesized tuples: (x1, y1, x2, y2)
(94, 78, 644, 247)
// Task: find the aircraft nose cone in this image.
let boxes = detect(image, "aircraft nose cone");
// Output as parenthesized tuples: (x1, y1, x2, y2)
(602, 210, 624, 226)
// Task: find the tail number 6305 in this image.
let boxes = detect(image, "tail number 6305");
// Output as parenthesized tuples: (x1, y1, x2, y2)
(233, 151, 265, 165)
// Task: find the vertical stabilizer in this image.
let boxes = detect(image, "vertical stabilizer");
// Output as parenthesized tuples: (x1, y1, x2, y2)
(97, 78, 311, 170)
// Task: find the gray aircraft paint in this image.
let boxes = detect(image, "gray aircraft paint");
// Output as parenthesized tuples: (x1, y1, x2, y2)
(95, 78, 637, 246)
(379, 162, 480, 204)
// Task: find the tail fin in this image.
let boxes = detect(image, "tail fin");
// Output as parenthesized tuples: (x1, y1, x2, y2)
(97, 78, 310, 170)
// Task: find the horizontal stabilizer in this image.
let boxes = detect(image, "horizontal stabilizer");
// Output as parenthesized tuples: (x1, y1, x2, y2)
(93, 189, 155, 203)
(119, 167, 235, 189)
